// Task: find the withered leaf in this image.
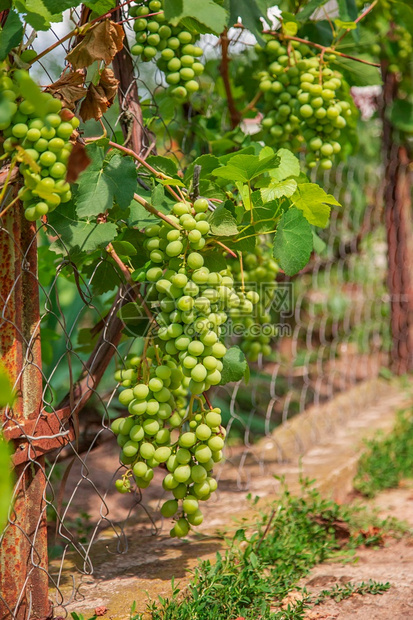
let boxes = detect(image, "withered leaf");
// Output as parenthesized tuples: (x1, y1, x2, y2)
(46, 72, 86, 110)
(79, 68, 119, 122)
(66, 20, 124, 70)
(66, 142, 92, 184)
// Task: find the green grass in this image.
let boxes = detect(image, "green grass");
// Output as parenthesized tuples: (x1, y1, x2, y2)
(134, 479, 394, 620)
(354, 407, 413, 498)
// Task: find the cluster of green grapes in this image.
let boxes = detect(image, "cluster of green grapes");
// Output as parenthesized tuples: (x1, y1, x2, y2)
(230, 242, 279, 362)
(129, 0, 204, 99)
(111, 354, 225, 536)
(255, 39, 355, 169)
(141, 197, 259, 394)
(111, 197, 260, 536)
(0, 68, 78, 221)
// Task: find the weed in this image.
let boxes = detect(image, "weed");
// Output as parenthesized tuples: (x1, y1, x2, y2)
(143, 478, 392, 620)
(354, 407, 413, 497)
(312, 579, 390, 605)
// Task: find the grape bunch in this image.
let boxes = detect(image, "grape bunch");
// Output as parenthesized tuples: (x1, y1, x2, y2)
(111, 353, 225, 537)
(0, 67, 78, 221)
(255, 38, 356, 169)
(129, 0, 204, 99)
(141, 197, 253, 395)
(230, 241, 279, 362)
(111, 197, 260, 536)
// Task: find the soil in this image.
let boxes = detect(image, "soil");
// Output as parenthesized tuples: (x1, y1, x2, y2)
(298, 482, 413, 620)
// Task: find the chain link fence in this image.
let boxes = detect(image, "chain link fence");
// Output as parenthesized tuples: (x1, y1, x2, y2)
(0, 14, 410, 620)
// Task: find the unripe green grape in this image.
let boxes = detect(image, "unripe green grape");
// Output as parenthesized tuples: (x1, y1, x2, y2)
(128, 399, 147, 415)
(161, 499, 178, 518)
(111, 418, 123, 435)
(140, 442, 155, 459)
(179, 432, 197, 448)
(194, 444, 212, 463)
(130, 424, 144, 442)
(123, 440, 139, 457)
(208, 435, 224, 452)
(154, 446, 171, 462)
(173, 517, 190, 537)
(206, 411, 222, 428)
(172, 483, 188, 500)
(193, 481, 210, 497)
(187, 509, 203, 526)
(115, 479, 130, 494)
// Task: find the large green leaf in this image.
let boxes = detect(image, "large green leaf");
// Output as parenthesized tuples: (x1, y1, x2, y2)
(270, 148, 300, 182)
(76, 145, 137, 217)
(0, 10, 23, 61)
(220, 346, 248, 385)
(393, 1, 413, 35)
(331, 56, 382, 86)
(49, 202, 118, 257)
(165, 0, 228, 34)
(291, 183, 340, 228)
(261, 178, 297, 203)
(228, 0, 268, 42)
(273, 207, 313, 276)
(212, 153, 280, 183)
(14, 0, 63, 29)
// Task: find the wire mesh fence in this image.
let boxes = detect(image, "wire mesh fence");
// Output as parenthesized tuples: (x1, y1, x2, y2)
(0, 151, 394, 618)
(0, 11, 410, 620)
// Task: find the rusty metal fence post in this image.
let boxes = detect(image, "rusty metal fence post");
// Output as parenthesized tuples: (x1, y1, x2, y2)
(0, 201, 51, 620)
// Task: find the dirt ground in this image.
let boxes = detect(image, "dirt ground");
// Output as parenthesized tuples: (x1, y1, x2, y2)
(298, 483, 413, 620)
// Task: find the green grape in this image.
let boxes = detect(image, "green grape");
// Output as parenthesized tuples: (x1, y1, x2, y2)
(252, 38, 357, 166)
(128, 0, 205, 99)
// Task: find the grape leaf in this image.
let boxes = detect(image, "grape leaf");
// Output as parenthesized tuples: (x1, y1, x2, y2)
(270, 149, 300, 182)
(163, 0, 183, 20)
(273, 207, 313, 276)
(291, 183, 340, 228)
(48, 202, 118, 257)
(184, 154, 220, 183)
(76, 145, 137, 217)
(229, 0, 266, 42)
(165, 0, 228, 34)
(66, 20, 124, 69)
(331, 56, 382, 86)
(79, 67, 118, 121)
(146, 155, 178, 177)
(127, 200, 158, 227)
(81, 258, 122, 295)
(261, 179, 297, 202)
(112, 240, 137, 257)
(202, 251, 228, 272)
(213, 153, 280, 183)
(208, 204, 238, 236)
(14, 0, 62, 30)
(0, 10, 23, 61)
(220, 346, 248, 385)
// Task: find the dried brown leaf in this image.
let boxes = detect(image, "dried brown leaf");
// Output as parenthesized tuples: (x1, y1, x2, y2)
(66, 142, 91, 184)
(66, 20, 124, 70)
(46, 72, 86, 110)
(79, 68, 119, 122)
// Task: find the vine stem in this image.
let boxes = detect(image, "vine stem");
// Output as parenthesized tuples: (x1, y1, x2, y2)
(335, 0, 378, 46)
(107, 140, 181, 202)
(202, 392, 214, 411)
(106, 242, 133, 284)
(215, 240, 237, 258)
(133, 192, 181, 230)
(263, 32, 381, 67)
(220, 27, 241, 129)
